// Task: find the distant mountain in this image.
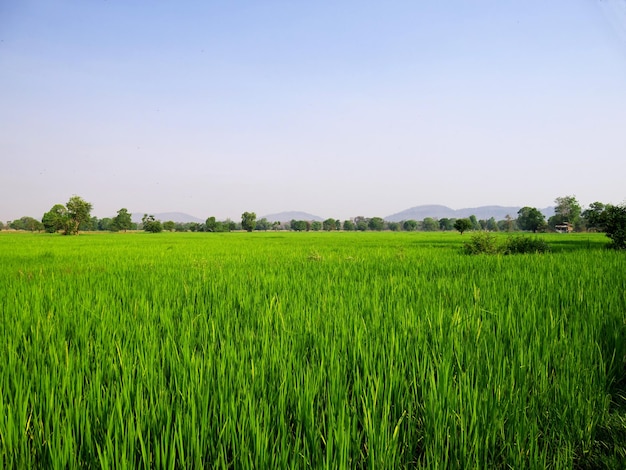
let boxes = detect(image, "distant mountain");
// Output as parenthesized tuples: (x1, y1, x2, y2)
(262, 211, 324, 223)
(131, 212, 204, 224)
(385, 205, 555, 222)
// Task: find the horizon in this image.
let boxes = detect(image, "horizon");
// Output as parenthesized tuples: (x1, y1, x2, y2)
(2, 1, 626, 222)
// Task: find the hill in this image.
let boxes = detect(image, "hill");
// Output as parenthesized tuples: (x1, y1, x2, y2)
(261, 211, 324, 223)
(131, 212, 204, 224)
(385, 205, 555, 222)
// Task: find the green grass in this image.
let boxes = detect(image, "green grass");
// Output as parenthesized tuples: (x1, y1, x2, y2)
(0, 231, 624, 468)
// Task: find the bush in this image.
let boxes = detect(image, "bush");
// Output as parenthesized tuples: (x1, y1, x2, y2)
(463, 232, 500, 255)
(463, 233, 551, 255)
(504, 236, 550, 254)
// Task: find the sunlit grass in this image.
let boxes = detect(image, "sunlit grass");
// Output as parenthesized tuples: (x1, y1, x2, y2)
(0, 231, 624, 468)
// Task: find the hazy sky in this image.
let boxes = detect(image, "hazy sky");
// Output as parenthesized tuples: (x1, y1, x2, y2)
(1, 0, 625, 221)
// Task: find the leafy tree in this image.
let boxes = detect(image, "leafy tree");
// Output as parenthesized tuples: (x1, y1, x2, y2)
(552, 195, 582, 230)
(603, 204, 626, 249)
(311, 221, 322, 231)
(255, 218, 271, 231)
(205, 216, 217, 232)
(113, 208, 133, 232)
(241, 212, 257, 232)
(290, 219, 308, 231)
(356, 220, 368, 231)
(142, 214, 163, 233)
(439, 218, 454, 231)
(323, 218, 336, 231)
(403, 220, 418, 231)
(486, 217, 498, 231)
(388, 222, 401, 231)
(469, 215, 480, 231)
(63, 195, 92, 235)
(422, 217, 438, 232)
(582, 202, 606, 232)
(98, 218, 114, 231)
(335, 219, 341, 230)
(368, 217, 385, 231)
(454, 218, 472, 235)
(163, 220, 176, 232)
(0, 221, 4, 230)
(42, 204, 69, 233)
(516, 207, 546, 233)
(343, 220, 355, 231)
(11, 216, 43, 231)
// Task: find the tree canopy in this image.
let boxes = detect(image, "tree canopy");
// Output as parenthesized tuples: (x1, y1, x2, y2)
(517, 207, 546, 233)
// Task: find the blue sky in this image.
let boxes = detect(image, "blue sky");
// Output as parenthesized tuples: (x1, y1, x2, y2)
(1, 0, 625, 221)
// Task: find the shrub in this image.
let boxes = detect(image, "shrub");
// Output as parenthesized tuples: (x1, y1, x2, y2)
(463, 232, 501, 255)
(504, 235, 550, 254)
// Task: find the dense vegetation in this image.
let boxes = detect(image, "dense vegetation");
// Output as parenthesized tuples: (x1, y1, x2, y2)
(1, 231, 625, 468)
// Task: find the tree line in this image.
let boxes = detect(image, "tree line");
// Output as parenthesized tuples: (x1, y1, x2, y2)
(2, 194, 625, 249)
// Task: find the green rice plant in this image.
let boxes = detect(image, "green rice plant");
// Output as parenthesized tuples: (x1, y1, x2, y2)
(0, 231, 623, 468)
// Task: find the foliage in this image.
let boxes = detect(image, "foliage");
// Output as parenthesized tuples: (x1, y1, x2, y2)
(10, 216, 44, 232)
(342, 220, 355, 231)
(422, 217, 438, 231)
(113, 208, 133, 232)
(504, 235, 551, 254)
(162, 221, 176, 232)
(310, 221, 322, 231)
(255, 218, 271, 231)
(403, 219, 418, 231)
(142, 214, 163, 233)
(42, 204, 69, 233)
(603, 204, 626, 250)
(551, 195, 582, 231)
(463, 231, 500, 254)
(241, 212, 257, 232)
(290, 219, 308, 232)
(517, 206, 546, 233)
(65, 195, 93, 235)
(323, 218, 337, 231)
(368, 217, 385, 231)
(453, 218, 472, 235)
(0, 232, 622, 468)
(582, 202, 606, 232)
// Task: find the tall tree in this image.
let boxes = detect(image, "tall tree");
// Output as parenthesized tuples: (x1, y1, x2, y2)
(241, 212, 257, 232)
(517, 207, 546, 233)
(551, 195, 581, 231)
(42, 204, 69, 233)
(142, 214, 163, 233)
(454, 218, 472, 235)
(603, 204, 626, 249)
(113, 208, 133, 232)
(582, 202, 606, 232)
(65, 195, 93, 235)
(368, 217, 385, 231)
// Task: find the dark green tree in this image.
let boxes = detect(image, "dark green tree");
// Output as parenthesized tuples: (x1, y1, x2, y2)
(142, 214, 163, 233)
(42, 204, 69, 233)
(439, 218, 454, 231)
(486, 217, 498, 232)
(454, 218, 473, 235)
(65, 195, 93, 235)
(241, 212, 257, 232)
(582, 202, 606, 232)
(516, 207, 546, 233)
(113, 208, 133, 232)
(422, 217, 438, 231)
(368, 217, 385, 231)
(255, 218, 271, 231)
(163, 220, 176, 232)
(311, 221, 322, 231)
(469, 215, 480, 231)
(603, 204, 626, 249)
(403, 220, 418, 231)
(343, 220, 355, 231)
(551, 195, 582, 231)
(323, 218, 337, 231)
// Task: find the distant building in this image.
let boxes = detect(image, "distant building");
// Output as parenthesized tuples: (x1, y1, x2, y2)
(555, 222, 573, 233)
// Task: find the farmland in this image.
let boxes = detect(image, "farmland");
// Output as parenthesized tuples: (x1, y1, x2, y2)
(1, 231, 625, 468)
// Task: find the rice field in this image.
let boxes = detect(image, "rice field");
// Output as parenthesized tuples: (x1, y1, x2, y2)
(0, 231, 624, 468)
